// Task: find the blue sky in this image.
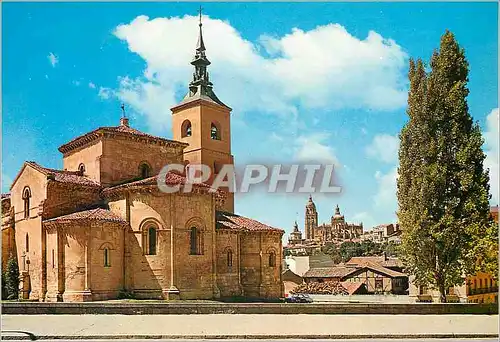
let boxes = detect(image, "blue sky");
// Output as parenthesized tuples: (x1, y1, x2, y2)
(2, 2, 498, 239)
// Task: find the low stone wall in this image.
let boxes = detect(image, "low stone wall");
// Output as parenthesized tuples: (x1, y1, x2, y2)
(2, 302, 497, 315)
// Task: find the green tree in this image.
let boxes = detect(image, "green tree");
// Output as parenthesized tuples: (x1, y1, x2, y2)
(4, 256, 20, 300)
(398, 31, 494, 303)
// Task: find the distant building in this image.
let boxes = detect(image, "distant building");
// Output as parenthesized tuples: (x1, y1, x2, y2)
(302, 196, 363, 244)
(302, 263, 408, 294)
(288, 221, 303, 246)
(284, 255, 310, 276)
(362, 223, 401, 244)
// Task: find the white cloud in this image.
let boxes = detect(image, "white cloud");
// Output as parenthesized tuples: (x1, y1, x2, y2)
(108, 15, 408, 130)
(366, 133, 399, 163)
(373, 166, 398, 213)
(98, 87, 112, 100)
(48, 52, 58, 67)
(484, 108, 499, 204)
(294, 133, 339, 165)
(88, 82, 96, 89)
(72, 80, 81, 86)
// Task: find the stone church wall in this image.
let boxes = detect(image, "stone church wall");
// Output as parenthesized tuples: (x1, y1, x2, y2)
(99, 137, 185, 187)
(44, 182, 101, 219)
(89, 221, 125, 300)
(62, 140, 103, 182)
(240, 232, 283, 298)
(174, 192, 216, 299)
(216, 230, 241, 297)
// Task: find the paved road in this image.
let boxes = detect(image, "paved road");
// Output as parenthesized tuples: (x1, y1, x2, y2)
(1, 338, 498, 342)
(2, 314, 498, 340)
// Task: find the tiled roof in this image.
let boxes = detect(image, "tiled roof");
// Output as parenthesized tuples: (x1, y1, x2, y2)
(58, 124, 187, 154)
(1, 193, 10, 199)
(44, 208, 127, 224)
(491, 206, 499, 213)
(216, 211, 284, 233)
(360, 261, 406, 278)
(102, 172, 215, 193)
(26, 161, 100, 187)
(340, 281, 366, 295)
(346, 256, 404, 269)
(303, 266, 357, 279)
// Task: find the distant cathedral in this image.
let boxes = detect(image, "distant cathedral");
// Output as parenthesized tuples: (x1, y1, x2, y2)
(288, 195, 363, 246)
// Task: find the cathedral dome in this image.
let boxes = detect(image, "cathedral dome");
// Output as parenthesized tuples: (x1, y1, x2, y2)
(306, 195, 316, 210)
(332, 204, 344, 220)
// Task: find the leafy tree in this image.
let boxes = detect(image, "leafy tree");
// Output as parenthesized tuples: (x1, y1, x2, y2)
(398, 30, 494, 302)
(4, 256, 20, 300)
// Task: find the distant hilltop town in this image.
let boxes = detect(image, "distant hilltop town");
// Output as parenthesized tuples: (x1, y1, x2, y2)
(286, 195, 402, 255)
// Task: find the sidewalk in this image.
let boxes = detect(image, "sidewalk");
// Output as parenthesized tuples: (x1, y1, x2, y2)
(2, 314, 498, 339)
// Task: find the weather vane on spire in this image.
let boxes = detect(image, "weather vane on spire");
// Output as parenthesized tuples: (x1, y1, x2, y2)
(198, 5, 203, 26)
(120, 103, 126, 118)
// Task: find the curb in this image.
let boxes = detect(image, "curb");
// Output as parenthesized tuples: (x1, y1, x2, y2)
(1, 334, 499, 340)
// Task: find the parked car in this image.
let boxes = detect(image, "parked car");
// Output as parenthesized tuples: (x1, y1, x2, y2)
(285, 293, 313, 303)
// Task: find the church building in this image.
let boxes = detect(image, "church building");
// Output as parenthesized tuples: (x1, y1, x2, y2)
(1, 17, 284, 301)
(288, 195, 363, 246)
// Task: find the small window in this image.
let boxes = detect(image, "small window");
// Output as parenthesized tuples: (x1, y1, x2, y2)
(139, 163, 151, 179)
(78, 163, 85, 174)
(210, 123, 220, 140)
(375, 278, 383, 290)
(269, 252, 276, 267)
(52, 249, 55, 268)
(190, 227, 202, 255)
(148, 227, 157, 255)
(227, 249, 233, 267)
(143, 226, 157, 255)
(22, 187, 31, 219)
(104, 248, 111, 267)
(181, 120, 192, 138)
(419, 285, 427, 295)
(25, 233, 29, 253)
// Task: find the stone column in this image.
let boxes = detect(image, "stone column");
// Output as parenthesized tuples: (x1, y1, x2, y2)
(82, 224, 92, 301)
(211, 194, 220, 299)
(166, 223, 180, 299)
(57, 226, 65, 302)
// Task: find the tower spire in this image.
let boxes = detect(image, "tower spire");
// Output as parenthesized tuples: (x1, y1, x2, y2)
(175, 6, 228, 108)
(196, 6, 206, 52)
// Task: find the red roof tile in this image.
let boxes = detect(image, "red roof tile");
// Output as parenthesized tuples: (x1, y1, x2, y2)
(26, 161, 100, 187)
(303, 266, 358, 279)
(58, 124, 187, 154)
(216, 211, 284, 233)
(102, 172, 215, 192)
(346, 256, 404, 269)
(340, 281, 366, 295)
(44, 208, 126, 224)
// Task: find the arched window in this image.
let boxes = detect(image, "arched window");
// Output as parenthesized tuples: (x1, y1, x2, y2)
(22, 187, 31, 219)
(104, 248, 110, 267)
(210, 122, 220, 140)
(227, 249, 233, 267)
(142, 222, 158, 255)
(190, 227, 202, 255)
(25, 233, 29, 253)
(181, 120, 192, 138)
(78, 163, 85, 174)
(148, 227, 157, 255)
(139, 162, 151, 179)
(269, 251, 276, 267)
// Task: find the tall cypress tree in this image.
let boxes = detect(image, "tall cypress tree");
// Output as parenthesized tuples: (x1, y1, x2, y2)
(398, 31, 493, 303)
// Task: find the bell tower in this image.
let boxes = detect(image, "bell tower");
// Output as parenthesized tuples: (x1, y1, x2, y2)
(171, 10, 234, 213)
(305, 195, 318, 240)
